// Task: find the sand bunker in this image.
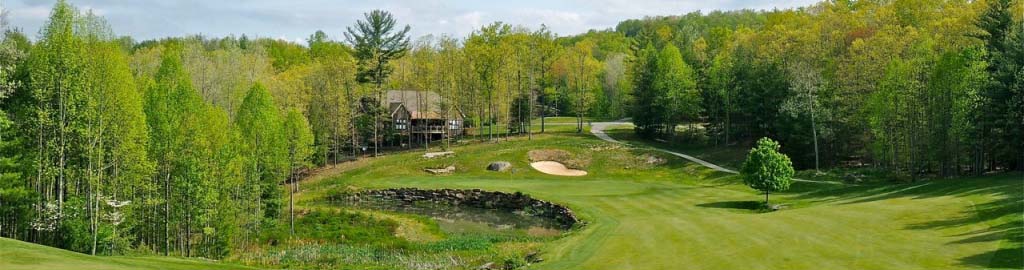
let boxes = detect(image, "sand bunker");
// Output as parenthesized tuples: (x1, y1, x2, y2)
(530, 161, 588, 176)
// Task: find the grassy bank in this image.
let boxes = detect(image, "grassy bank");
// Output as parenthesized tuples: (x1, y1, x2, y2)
(7, 124, 1020, 270)
(296, 125, 1022, 270)
(0, 238, 255, 270)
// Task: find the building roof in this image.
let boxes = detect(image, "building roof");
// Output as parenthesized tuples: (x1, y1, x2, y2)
(386, 90, 460, 119)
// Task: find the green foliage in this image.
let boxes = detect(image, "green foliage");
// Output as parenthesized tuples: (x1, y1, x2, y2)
(236, 83, 288, 222)
(654, 44, 701, 129)
(740, 138, 794, 204)
(143, 44, 249, 258)
(0, 4, 32, 240)
(344, 10, 411, 86)
(285, 109, 315, 171)
(280, 210, 401, 245)
(3, 0, 1024, 267)
(977, 0, 1024, 170)
(925, 49, 987, 176)
(630, 43, 661, 137)
(308, 30, 350, 60)
(305, 53, 357, 164)
(263, 39, 310, 72)
(631, 43, 701, 137)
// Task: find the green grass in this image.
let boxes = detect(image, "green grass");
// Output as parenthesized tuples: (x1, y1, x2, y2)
(461, 117, 601, 137)
(301, 125, 1023, 270)
(602, 126, 750, 169)
(0, 238, 255, 270)
(8, 124, 1021, 269)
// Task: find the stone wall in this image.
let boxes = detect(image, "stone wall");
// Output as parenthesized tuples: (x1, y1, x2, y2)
(341, 188, 581, 228)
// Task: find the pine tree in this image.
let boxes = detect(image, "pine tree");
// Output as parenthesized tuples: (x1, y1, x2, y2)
(630, 43, 661, 138)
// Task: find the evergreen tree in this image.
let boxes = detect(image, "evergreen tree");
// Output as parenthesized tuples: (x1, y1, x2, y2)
(630, 43, 661, 138)
(975, 0, 1024, 170)
(345, 10, 410, 156)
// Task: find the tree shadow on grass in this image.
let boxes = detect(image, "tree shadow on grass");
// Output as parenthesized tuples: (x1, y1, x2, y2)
(790, 173, 1023, 269)
(907, 193, 1023, 269)
(696, 201, 762, 210)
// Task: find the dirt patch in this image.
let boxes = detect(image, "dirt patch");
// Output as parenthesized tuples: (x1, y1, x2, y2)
(530, 161, 588, 176)
(641, 154, 666, 165)
(422, 151, 454, 158)
(527, 149, 590, 169)
(609, 152, 669, 170)
(424, 165, 456, 175)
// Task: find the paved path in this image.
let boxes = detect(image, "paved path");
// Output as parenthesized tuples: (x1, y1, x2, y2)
(590, 120, 845, 185)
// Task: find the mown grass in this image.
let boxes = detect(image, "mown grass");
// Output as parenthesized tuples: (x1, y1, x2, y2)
(6, 122, 1020, 270)
(298, 124, 1022, 270)
(602, 126, 749, 169)
(0, 237, 255, 270)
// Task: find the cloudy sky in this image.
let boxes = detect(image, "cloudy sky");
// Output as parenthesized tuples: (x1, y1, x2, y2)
(4, 0, 818, 43)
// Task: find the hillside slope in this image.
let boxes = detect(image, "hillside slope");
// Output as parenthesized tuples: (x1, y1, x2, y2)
(0, 238, 255, 270)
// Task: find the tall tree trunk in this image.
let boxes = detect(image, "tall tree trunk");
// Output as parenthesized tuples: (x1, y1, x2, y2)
(528, 68, 534, 140)
(164, 172, 170, 256)
(373, 89, 380, 157)
(90, 185, 97, 255)
(809, 88, 820, 172)
(488, 90, 493, 141)
(289, 169, 295, 235)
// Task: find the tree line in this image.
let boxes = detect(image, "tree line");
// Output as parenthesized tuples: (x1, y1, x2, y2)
(0, 0, 1021, 261)
(626, 0, 1023, 179)
(0, 0, 629, 258)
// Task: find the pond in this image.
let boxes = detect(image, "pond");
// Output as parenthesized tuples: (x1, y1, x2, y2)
(336, 198, 567, 237)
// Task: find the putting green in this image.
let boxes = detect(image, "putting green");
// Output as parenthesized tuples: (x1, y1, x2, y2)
(304, 128, 1023, 270)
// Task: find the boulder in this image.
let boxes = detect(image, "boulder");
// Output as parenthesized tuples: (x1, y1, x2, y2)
(770, 204, 790, 211)
(487, 161, 512, 172)
(525, 251, 543, 263)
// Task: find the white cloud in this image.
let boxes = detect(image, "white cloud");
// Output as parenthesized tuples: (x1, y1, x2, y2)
(452, 11, 483, 36)
(509, 8, 585, 33)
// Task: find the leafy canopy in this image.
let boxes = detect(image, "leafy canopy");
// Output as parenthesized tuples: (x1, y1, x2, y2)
(740, 138, 794, 200)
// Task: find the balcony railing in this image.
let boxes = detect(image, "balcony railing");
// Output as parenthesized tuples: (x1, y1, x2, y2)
(397, 125, 461, 133)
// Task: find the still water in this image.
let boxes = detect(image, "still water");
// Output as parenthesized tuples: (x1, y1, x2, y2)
(337, 199, 566, 237)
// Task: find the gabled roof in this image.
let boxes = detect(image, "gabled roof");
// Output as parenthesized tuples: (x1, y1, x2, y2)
(386, 90, 462, 119)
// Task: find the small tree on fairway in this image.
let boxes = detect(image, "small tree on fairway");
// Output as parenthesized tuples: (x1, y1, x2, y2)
(741, 138, 794, 205)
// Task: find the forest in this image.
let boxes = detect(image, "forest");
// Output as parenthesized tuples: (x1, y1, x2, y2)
(0, 0, 1021, 263)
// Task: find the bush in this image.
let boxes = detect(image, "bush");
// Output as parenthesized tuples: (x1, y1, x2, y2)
(264, 210, 405, 248)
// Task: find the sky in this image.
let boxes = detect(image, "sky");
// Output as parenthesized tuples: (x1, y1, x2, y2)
(4, 0, 819, 43)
